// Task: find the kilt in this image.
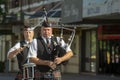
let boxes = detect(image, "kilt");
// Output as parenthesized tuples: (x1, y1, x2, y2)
(35, 69, 61, 80)
(15, 71, 23, 80)
(15, 69, 61, 80)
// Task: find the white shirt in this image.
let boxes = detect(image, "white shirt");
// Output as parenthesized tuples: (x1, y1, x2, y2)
(7, 40, 32, 58)
(28, 36, 71, 58)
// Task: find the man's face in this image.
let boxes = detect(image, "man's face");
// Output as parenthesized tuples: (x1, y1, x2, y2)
(23, 29, 34, 41)
(41, 27, 52, 38)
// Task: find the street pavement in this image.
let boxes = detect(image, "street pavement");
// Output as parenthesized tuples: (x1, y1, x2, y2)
(62, 73, 120, 80)
(0, 72, 120, 80)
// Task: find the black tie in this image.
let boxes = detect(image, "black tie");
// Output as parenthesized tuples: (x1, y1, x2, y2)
(46, 38, 50, 47)
(46, 38, 49, 43)
(46, 38, 52, 53)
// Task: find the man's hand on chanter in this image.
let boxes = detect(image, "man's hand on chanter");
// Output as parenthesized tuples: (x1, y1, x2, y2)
(54, 57, 63, 65)
(48, 61, 56, 70)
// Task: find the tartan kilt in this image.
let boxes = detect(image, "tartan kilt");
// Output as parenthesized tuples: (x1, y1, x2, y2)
(15, 71, 23, 80)
(35, 69, 61, 80)
(15, 69, 61, 80)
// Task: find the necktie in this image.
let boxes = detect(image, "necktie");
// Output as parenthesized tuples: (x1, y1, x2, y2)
(46, 38, 49, 44)
(46, 38, 50, 47)
(46, 38, 52, 53)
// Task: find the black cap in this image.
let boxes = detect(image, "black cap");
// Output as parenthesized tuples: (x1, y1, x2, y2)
(22, 25, 34, 31)
(42, 20, 51, 27)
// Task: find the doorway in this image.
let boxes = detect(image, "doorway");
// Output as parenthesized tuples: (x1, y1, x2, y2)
(81, 29, 97, 73)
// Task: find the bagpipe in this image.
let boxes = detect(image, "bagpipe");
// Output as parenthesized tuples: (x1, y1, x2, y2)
(51, 24, 76, 65)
